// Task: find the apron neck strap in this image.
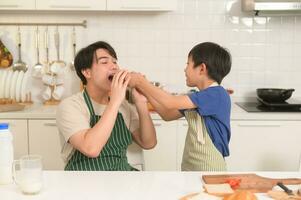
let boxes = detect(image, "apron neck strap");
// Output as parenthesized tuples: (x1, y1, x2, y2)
(83, 88, 96, 117)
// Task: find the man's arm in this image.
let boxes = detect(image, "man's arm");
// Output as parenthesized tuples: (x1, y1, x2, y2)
(130, 89, 157, 149)
(68, 103, 120, 158)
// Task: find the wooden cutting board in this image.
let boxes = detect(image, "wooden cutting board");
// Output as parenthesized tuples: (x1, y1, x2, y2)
(202, 173, 301, 193)
(0, 103, 25, 112)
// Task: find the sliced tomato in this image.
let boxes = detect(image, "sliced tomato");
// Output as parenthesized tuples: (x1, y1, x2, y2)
(225, 178, 241, 189)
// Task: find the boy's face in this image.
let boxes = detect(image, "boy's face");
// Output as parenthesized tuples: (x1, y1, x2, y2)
(184, 56, 200, 87)
(83, 48, 119, 91)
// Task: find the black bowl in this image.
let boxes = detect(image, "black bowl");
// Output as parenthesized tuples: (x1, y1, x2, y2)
(257, 88, 295, 102)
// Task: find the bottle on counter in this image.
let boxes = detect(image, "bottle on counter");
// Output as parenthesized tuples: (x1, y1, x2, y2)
(0, 123, 14, 184)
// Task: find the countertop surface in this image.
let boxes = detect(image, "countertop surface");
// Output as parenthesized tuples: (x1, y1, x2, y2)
(1, 171, 300, 200)
(0, 99, 301, 120)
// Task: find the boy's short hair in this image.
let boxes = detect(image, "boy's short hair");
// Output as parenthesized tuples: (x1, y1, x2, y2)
(188, 42, 231, 84)
(74, 41, 117, 85)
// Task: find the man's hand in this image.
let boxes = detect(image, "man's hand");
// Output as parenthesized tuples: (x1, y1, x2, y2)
(110, 70, 130, 107)
(132, 88, 147, 104)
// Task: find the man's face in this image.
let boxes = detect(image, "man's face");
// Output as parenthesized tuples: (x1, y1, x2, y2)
(86, 48, 119, 91)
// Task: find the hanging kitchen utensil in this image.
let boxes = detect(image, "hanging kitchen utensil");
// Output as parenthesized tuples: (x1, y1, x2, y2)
(41, 27, 50, 75)
(32, 26, 43, 78)
(0, 38, 13, 68)
(69, 26, 76, 71)
(50, 26, 66, 75)
(12, 27, 28, 72)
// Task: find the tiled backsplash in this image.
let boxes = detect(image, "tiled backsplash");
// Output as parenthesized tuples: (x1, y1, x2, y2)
(0, 0, 301, 102)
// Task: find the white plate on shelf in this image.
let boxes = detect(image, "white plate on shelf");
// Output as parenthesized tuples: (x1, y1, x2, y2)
(0, 70, 6, 98)
(4, 70, 13, 98)
(21, 72, 29, 102)
(0, 70, 8, 98)
(10, 71, 19, 100)
(15, 71, 24, 102)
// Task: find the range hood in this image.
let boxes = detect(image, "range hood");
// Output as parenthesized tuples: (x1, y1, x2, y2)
(242, 0, 301, 15)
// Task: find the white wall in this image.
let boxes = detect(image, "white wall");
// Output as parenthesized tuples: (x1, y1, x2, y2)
(1, 0, 301, 103)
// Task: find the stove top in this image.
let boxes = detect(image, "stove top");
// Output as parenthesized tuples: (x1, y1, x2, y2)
(236, 99, 301, 112)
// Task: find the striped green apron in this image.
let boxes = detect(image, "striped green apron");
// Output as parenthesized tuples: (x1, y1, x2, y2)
(65, 89, 136, 171)
(181, 110, 226, 171)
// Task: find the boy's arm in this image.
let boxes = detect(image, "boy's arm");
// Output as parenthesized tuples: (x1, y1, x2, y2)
(132, 73, 196, 110)
(145, 92, 183, 121)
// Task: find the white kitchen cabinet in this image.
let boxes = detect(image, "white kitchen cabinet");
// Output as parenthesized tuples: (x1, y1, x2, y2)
(1, 0, 176, 11)
(107, 0, 177, 11)
(36, 0, 106, 11)
(226, 120, 301, 171)
(143, 120, 177, 171)
(28, 120, 64, 170)
(0, 119, 28, 159)
(127, 142, 144, 170)
(0, 0, 35, 10)
(176, 120, 188, 171)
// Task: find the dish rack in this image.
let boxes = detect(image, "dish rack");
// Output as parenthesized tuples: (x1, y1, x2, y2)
(0, 69, 33, 111)
(0, 96, 32, 112)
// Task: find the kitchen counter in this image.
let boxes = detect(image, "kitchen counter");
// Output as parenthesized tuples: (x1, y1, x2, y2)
(0, 104, 57, 119)
(1, 101, 301, 120)
(1, 171, 300, 200)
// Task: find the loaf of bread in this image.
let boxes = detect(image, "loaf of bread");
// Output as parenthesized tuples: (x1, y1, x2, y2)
(223, 190, 257, 200)
(204, 183, 234, 196)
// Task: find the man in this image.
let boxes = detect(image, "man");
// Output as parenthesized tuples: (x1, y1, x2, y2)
(56, 41, 157, 171)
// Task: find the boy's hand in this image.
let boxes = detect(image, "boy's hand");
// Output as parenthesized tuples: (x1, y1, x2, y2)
(226, 88, 234, 95)
(128, 72, 146, 88)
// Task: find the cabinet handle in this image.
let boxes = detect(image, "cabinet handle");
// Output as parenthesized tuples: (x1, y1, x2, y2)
(153, 123, 162, 127)
(44, 123, 57, 127)
(50, 5, 90, 9)
(237, 124, 281, 128)
(121, 6, 161, 9)
(0, 5, 19, 8)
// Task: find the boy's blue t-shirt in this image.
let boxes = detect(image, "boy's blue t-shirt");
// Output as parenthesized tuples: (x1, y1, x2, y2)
(184, 86, 231, 157)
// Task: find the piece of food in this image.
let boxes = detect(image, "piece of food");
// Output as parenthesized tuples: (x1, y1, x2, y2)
(225, 178, 241, 189)
(223, 190, 257, 200)
(204, 183, 234, 196)
(179, 192, 221, 200)
(0, 59, 9, 68)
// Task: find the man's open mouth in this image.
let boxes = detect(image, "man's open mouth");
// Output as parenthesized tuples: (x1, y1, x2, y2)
(108, 74, 114, 81)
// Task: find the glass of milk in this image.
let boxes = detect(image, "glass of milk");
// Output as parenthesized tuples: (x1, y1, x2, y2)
(12, 155, 43, 195)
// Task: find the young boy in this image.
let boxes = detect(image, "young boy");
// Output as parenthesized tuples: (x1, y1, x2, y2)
(129, 42, 231, 171)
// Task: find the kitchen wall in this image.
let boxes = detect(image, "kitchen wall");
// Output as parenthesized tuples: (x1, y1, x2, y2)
(1, 0, 301, 103)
